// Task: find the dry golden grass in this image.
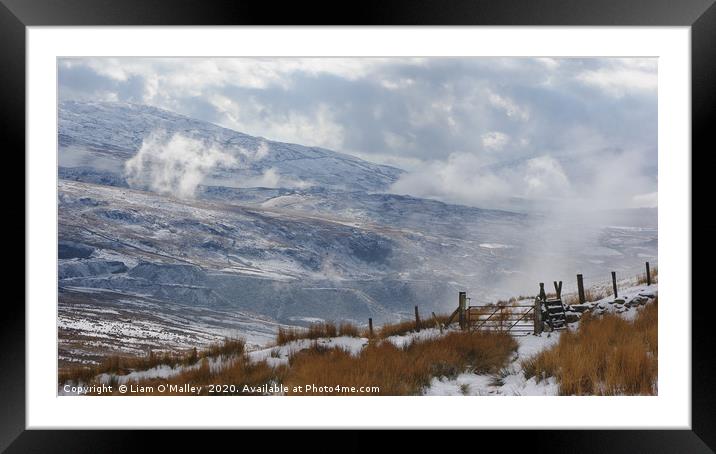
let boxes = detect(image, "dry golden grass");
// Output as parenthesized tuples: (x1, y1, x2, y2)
(495, 296, 535, 306)
(633, 298, 658, 357)
(563, 288, 610, 306)
(58, 337, 245, 386)
(84, 356, 289, 396)
(201, 338, 246, 358)
(76, 329, 516, 396)
(375, 313, 451, 338)
(283, 330, 517, 395)
(164, 357, 285, 396)
(377, 319, 419, 338)
(337, 322, 360, 337)
(522, 299, 658, 395)
(275, 327, 304, 345)
(58, 363, 99, 386)
(275, 321, 363, 345)
(637, 266, 658, 285)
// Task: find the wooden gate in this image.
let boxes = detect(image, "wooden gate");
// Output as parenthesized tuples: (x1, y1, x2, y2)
(466, 304, 535, 335)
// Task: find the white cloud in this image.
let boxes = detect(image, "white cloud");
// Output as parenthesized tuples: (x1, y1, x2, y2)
(232, 140, 272, 163)
(390, 152, 512, 207)
(481, 131, 510, 151)
(125, 132, 237, 198)
(383, 131, 412, 150)
(254, 104, 346, 150)
(83, 57, 134, 81)
(209, 95, 345, 150)
(346, 150, 425, 172)
(523, 156, 570, 198)
(380, 77, 415, 90)
(124, 133, 314, 194)
(581, 148, 657, 211)
(631, 192, 658, 208)
(252, 141, 270, 160)
(77, 57, 405, 96)
(535, 57, 560, 69)
(390, 153, 578, 209)
(61, 56, 657, 211)
(488, 91, 530, 121)
(576, 59, 657, 97)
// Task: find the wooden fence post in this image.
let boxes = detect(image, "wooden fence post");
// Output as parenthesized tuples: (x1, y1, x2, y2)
(539, 282, 546, 301)
(553, 281, 562, 299)
(611, 271, 618, 298)
(645, 262, 651, 286)
(577, 274, 585, 304)
(368, 318, 373, 338)
(533, 297, 542, 335)
(458, 291, 467, 330)
(414, 305, 421, 332)
(432, 311, 443, 334)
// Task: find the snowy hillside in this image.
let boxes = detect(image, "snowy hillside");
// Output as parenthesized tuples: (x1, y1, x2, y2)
(60, 285, 657, 395)
(57, 102, 658, 364)
(59, 101, 403, 192)
(58, 179, 513, 326)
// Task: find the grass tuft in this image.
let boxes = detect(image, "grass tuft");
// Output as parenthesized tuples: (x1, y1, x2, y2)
(69, 329, 516, 396)
(283, 330, 517, 395)
(275, 321, 362, 345)
(521, 299, 658, 395)
(375, 313, 451, 338)
(58, 337, 245, 386)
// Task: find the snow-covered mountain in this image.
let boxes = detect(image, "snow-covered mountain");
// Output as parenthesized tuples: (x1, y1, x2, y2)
(59, 101, 403, 192)
(57, 101, 658, 365)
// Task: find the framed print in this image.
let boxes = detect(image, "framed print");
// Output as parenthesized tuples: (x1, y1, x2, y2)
(6, 0, 715, 450)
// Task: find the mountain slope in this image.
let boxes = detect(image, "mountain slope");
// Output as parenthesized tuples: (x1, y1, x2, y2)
(59, 101, 403, 192)
(57, 102, 658, 364)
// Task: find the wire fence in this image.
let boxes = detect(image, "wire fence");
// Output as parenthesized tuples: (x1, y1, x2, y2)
(461, 261, 658, 335)
(557, 261, 658, 304)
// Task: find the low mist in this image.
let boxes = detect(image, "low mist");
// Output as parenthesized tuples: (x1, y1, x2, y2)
(125, 132, 237, 198)
(389, 146, 657, 299)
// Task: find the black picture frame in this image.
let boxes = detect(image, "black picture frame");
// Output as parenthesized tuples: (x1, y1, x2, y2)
(5, 0, 714, 450)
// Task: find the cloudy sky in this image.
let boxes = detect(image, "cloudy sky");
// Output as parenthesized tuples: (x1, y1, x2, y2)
(58, 57, 657, 211)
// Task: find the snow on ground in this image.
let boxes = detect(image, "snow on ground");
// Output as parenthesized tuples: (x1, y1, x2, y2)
(247, 336, 369, 367)
(59, 353, 241, 395)
(58, 287, 284, 366)
(61, 284, 656, 396)
(574, 283, 658, 321)
(384, 327, 443, 348)
(60, 335, 369, 394)
(424, 331, 563, 396)
(424, 283, 657, 396)
(287, 316, 326, 324)
(426, 373, 496, 396)
(97, 364, 182, 385)
(479, 243, 513, 249)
